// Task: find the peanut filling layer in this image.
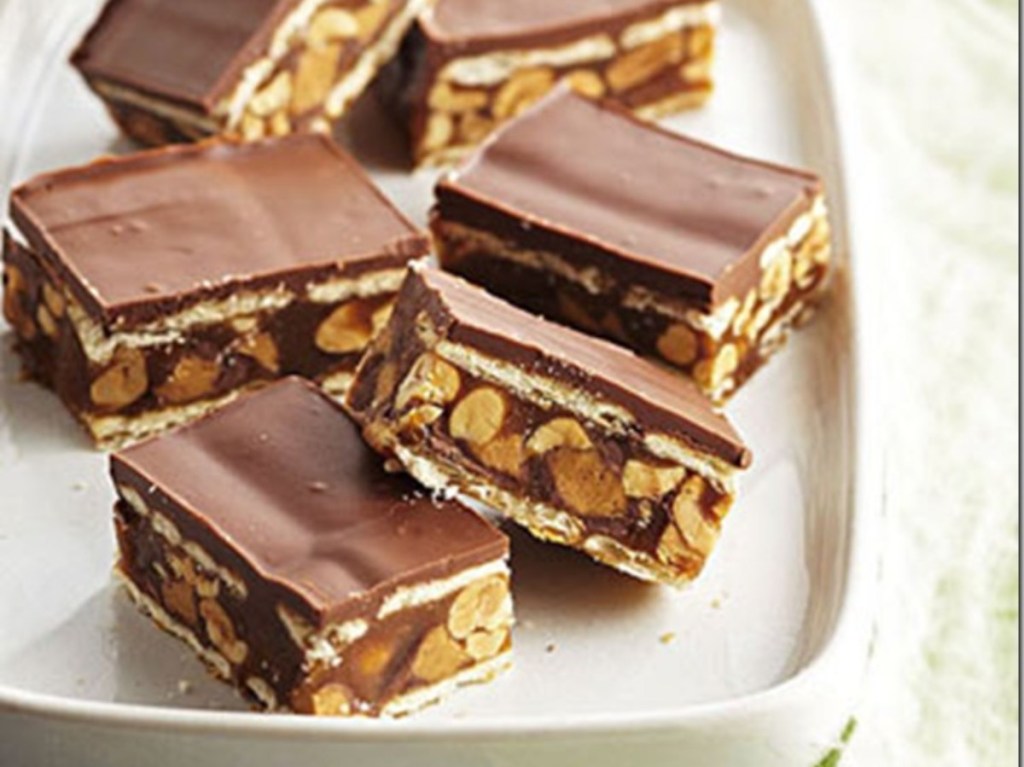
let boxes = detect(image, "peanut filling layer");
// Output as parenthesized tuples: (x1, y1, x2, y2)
(2, 241, 398, 448)
(359, 347, 734, 585)
(114, 488, 512, 717)
(409, 5, 718, 165)
(436, 198, 832, 403)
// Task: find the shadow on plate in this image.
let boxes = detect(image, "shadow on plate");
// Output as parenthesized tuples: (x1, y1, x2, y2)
(335, 93, 410, 173)
(0, 585, 240, 710)
(0, 331, 94, 456)
(503, 523, 660, 622)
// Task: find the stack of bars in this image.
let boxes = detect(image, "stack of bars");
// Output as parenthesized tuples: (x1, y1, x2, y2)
(0, 0, 834, 718)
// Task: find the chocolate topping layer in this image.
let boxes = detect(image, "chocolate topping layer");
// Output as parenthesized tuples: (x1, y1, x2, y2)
(424, 0, 696, 47)
(412, 268, 751, 467)
(72, 0, 288, 109)
(111, 377, 507, 619)
(436, 91, 822, 306)
(10, 135, 427, 327)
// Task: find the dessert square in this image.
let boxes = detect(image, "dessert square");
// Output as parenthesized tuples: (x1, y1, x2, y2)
(348, 267, 751, 586)
(378, 0, 719, 165)
(433, 91, 833, 401)
(3, 134, 426, 448)
(111, 376, 511, 716)
(72, 0, 431, 146)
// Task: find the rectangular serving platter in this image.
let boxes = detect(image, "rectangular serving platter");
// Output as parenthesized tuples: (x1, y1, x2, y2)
(0, 0, 879, 765)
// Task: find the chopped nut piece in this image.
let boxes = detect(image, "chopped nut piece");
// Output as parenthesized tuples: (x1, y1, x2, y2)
(794, 247, 817, 288)
(311, 683, 352, 716)
(449, 387, 506, 445)
(447, 575, 511, 640)
(161, 577, 198, 626)
(493, 68, 555, 120)
(2, 265, 25, 325)
(236, 332, 279, 373)
(678, 473, 705, 502)
(709, 495, 734, 520)
(746, 302, 775, 341)
(3, 265, 37, 339)
(370, 301, 394, 335)
(458, 111, 493, 144)
(564, 69, 606, 98)
(373, 360, 399, 403)
(760, 247, 793, 302)
(315, 303, 372, 354)
(808, 217, 831, 250)
(673, 505, 716, 557)
(525, 417, 592, 455)
(548, 448, 627, 517)
(429, 82, 489, 113)
(199, 598, 248, 665)
(36, 304, 58, 339)
(395, 354, 461, 410)
(672, 475, 716, 556)
(696, 342, 738, 391)
(157, 356, 220, 404)
(687, 26, 714, 58)
(292, 43, 341, 115)
(240, 114, 266, 141)
(398, 403, 443, 431)
(277, 603, 313, 646)
(606, 34, 684, 93)
(411, 625, 467, 683)
(680, 58, 712, 82)
(42, 282, 66, 317)
(309, 8, 358, 47)
(249, 72, 293, 118)
(422, 112, 454, 154)
(656, 323, 699, 367)
(465, 628, 509, 661)
(269, 110, 291, 137)
(354, 2, 389, 41)
(475, 434, 524, 477)
(90, 347, 148, 409)
(622, 460, 686, 498)
(656, 523, 692, 567)
(731, 290, 757, 337)
(351, 636, 397, 681)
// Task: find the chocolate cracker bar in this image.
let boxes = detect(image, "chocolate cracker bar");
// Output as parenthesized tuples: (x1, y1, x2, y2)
(377, 0, 719, 165)
(348, 267, 751, 586)
(111, 377, 511, 716)
(3, 134, 426, 448)
(434, 91, 833, 401)
(72, 0, 430, 146)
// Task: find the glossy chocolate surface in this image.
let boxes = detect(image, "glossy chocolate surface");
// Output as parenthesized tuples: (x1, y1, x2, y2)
(435, 91, 821, 306)
(111, 377, 507, 619)
(411, 268, 750, 467)
(424, 0, 692, 47)
(72, 0, 288, 108)
(10, 135, 427, 327)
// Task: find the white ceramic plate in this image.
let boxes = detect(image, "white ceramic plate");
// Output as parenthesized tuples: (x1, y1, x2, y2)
(0, 0, 879, 764)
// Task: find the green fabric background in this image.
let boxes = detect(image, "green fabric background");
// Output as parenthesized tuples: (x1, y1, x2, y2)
(835, 0, 1018, 764)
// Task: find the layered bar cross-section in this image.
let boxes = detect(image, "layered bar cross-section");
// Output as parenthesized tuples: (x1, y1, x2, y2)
(110, 377, 512, 716)
(3, 134, 427, 448)
(72, 0, 432, 146)
(377, 0, 720, 165)
(348, 267, 751, 586)
(434, 91, 833, 402)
